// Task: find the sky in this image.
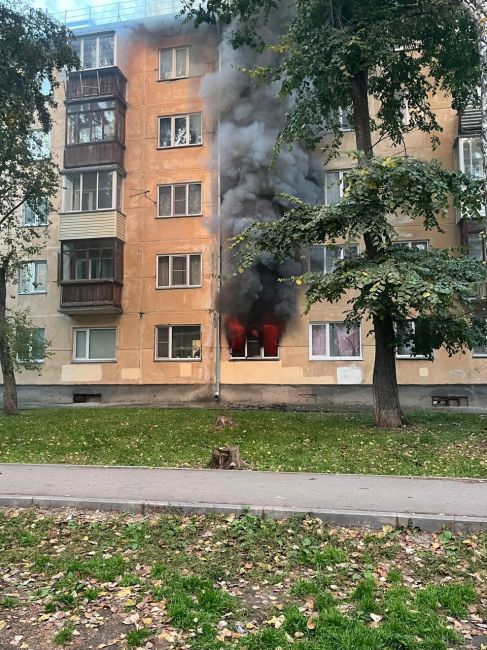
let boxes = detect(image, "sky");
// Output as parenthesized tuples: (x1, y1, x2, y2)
(33, 0, 112, 16)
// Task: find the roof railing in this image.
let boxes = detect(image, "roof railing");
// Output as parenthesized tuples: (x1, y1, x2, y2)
(54, 0, 183, 29)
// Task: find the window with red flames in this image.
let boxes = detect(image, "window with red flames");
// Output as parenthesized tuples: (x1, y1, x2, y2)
(228, 319, 281, 359)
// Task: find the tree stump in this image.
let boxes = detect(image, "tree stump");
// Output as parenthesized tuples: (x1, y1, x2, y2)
(210, 445, 247, 470)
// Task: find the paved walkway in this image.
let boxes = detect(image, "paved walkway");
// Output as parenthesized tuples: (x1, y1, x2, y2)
(0, 463, 486, 531)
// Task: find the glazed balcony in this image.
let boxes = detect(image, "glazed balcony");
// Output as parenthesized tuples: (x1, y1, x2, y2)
(64, 140, 125, 168)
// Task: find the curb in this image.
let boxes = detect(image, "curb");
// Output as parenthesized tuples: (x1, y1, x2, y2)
(1, 495, 486, 533)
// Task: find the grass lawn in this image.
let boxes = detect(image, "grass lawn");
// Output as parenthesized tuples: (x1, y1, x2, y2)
(0, 407, 486, 478)
(0, 509, 485, 649)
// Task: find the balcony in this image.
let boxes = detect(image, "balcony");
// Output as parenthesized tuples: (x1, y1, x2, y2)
(59, 209, 126, 241)
(60, 280, 123, 313)
(66, 68, 126, 102)
(64, 141, 125, 168)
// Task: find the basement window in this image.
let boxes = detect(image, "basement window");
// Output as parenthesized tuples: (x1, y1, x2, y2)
(229, 322, 280, 360)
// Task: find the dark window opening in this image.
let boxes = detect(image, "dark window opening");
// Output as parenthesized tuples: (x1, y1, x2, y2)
(73, 393, 102, 403)
(229, 321, 280, 359)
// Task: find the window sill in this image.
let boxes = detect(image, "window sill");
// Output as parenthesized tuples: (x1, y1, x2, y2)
(18, 291, 47, 296)
(72, 359, 116, 364)
(21, 224, 48, 228)
(156, 213, 203, 219)
(157, 143, 203, 151)
(309, 357, 363, 361)
(158, 75, 202, 82)
(154, 357, 202, 362)
(472, 355, 487, 358)
(229, 357, 280, 361)
(396, 356, 429, 360)
(156, 285, 202, 290)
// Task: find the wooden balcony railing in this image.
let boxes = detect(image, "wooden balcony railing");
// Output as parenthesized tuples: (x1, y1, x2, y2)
(60, 280, 123, 312)
(66, 68, 127, 102)
(64, 141, 125, 168)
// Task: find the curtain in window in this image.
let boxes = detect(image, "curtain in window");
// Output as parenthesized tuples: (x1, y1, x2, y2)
(263, 324, 279, 357)
(159, 118, 171, 147)
(174, 117, 187, 145)
(188, 183, 201, 214)
(189, 114, 202, 144)
(89, 329, 115, 359)
(171, 256, 187, 285)
(158, 186, 172, 216)
(160, 50, 173, 80)
(311, 324, 326, 356)
(189, 255, 201, 285)
(175, 48, 187, 77)
(173, 185, 186, 215)
(329, 323, 360, 357)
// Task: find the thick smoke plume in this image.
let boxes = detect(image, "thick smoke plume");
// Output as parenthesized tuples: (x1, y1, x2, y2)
(200, 15, 323, 349)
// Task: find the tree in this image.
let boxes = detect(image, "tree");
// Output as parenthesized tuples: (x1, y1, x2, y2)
(181, 0, 487, 426)
(0, 2, 77, 415)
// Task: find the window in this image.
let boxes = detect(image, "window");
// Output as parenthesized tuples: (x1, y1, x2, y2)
(72, 34, 115, 70)
(229, 323, 280, 359)
(62, 239, 123, 281)
(460, 138, 484, 180)
(159, 47, 189, 80)
(157, 183, 202, 217)
(473, 329, 487, 357)
(324, 171, 348, 205)
(468, 234, 485, 261)
(396, 321, 427, 359)
(158, 113, 202, 148)
(309, 322, 361, 360)
(19, 262, 47, 294)
(157, 254, 201, 288)
(338, 107, 353, 131)
(393, 240, 428, 250)
(74, 328, 116, 361)
(309, 244, 358, 273)
(62, 170, 122, 212)
(155, 325, 201, 360)
(17, 328, 45, 363)
(67, 101, 118, 144)
(29, 129, 50, 159)
(22, 200, 48, 226)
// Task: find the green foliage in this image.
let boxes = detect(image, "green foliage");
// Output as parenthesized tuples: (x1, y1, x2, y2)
(181, 0, 480, 154)
(234, 155, 487, 359)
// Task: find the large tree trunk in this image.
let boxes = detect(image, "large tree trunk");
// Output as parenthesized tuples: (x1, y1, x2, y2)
(0, 265, 18, 416)
(351, 70, 404, 428)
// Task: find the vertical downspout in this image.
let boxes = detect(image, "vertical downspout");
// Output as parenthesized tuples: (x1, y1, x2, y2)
(214, 23, 222, 401)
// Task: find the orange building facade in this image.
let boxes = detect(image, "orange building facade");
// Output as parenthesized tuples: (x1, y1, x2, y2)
(7, 7, 487, 409)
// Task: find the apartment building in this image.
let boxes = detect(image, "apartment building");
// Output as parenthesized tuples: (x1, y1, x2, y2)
(8, 3, 487, 409)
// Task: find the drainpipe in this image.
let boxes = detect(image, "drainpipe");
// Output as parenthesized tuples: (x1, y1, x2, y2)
(214, 23, 223, 402)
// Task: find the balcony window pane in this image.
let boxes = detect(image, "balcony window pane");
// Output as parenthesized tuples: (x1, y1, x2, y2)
(157, 327, 169, 358)
(92, 111, 103, 140)
(83, 37, 97, 69)
(158, 186, 172, 216)
(159, 49, 172, 80)
(159, 118, 171, 147)
(329, 323, 360, 357)
(171, 256, 187, 285)
(189, 255, 201, 285)
(71, 39, 81, 60)
(82, 173, 97, 211)
(158, 256, 170, 286)
(74, 245, 88, 279)
(174, 116, 187, 145)
(463, 139, 483, 179)
(99, 35, 114, 67)
(189, 114, 202, 144)
(172, 326, 201, 359)
(67, 114, 77, 144)
(98, 172, 113, 210)
(62, 243, 74, 280)
(173, 185, 187, 215)
(75, 330, 87, 359)
(468, 234, 484, 260)
(101, 248, 114, 278)
(175, 48, 187, 77)
(309, 246, 324, 273)
(116, 173, 122, 210)
(103, 109, 115, 139)
(78, 112, 91, 142)
(90, 253, 100, 279)
(188, 183, 202, 214)
(89, 329, 115, 359)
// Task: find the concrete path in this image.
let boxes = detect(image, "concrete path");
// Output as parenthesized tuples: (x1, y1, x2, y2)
(0, 463, 486, 531)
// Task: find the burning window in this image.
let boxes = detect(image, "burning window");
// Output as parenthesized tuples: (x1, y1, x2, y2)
(228, 318, 281, 359)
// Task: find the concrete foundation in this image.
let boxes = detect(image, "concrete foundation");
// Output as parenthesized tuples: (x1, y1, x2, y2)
(5, 382, 487, 409)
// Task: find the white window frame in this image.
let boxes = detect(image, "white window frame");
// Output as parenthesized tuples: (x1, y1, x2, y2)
(156, 254, 202, 288)
(458, 137, 485, 218)
(73, 327, 116, 362)
(324, 170, 348, 205)
(18, 261, 47, 295)
(17, 327, 46, 364)
(338, 107, 353, 132)
(21, 200, 49, 227)
(155, 325, 202, 361)
(73, 33, 116, 70)
(158, 113, 203, 148)
(309, 322, 362, 361)
(396, 321, 428, 360)
(157, 182, 202, 217)
(308, 244, 359, 273)
(392, 240, 429, 250)
(159, 46, 189, 80)
(62, 170, 122, 213)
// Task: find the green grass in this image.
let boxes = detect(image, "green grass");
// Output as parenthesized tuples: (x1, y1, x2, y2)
(0, 407, 486, 477)
(0, 509, 484, 650)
